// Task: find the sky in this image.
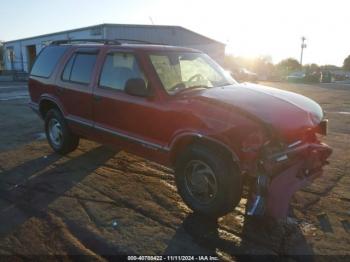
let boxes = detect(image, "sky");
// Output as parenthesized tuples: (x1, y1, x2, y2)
(1, 0, 349, 66)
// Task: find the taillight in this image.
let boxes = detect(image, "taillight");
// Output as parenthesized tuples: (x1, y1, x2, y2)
(241, 130, 267, 153)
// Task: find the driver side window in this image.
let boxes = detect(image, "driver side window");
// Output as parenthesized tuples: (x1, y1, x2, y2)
(99, 52, 147, 91)
(149, 55, 181, 91)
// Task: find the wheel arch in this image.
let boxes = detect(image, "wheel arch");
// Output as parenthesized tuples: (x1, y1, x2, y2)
(169, 133, 241, 170)
(38, 96, 65, 119)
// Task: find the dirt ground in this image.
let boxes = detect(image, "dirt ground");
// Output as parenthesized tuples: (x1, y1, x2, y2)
(0, 81, 349, 260)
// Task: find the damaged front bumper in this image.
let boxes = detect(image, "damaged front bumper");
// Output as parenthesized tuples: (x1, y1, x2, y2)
(247, 140, 332, 219)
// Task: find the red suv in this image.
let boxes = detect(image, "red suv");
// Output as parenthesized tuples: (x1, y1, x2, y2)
(28, 39, 332, 219)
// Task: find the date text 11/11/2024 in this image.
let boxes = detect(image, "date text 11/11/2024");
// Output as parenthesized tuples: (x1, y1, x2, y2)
(127, 255, 219, 261)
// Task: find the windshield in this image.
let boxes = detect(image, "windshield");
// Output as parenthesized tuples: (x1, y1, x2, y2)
(149, 52, 237, 95)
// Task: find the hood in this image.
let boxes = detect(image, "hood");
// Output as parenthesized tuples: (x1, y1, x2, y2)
(192, 83, 324, 140)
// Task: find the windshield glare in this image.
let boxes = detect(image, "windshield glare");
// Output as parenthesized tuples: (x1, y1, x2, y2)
(149, 52, 237, 94)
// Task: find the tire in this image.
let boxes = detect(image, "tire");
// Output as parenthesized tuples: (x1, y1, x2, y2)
(45, 108, 79, 155)
(175, 144, 242, 217)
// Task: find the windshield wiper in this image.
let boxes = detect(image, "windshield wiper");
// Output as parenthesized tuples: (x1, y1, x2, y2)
(214, 82, 235, 87)
(175, 85, 210, 95)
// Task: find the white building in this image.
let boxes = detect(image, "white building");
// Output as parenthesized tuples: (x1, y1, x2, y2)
(2, 23, 225, 73)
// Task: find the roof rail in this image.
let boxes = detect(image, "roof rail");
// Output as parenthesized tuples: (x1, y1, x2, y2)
(114, 38, 153, 44)
(50, 39, 121, 45)
(49, 38, 166, 46)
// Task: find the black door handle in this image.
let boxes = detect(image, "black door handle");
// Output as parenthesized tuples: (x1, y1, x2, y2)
(94, 95, 102, 102)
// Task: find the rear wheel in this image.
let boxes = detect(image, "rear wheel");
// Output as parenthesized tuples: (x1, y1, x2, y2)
(45, 109, 79, 154)
(175, 144, 242, 217)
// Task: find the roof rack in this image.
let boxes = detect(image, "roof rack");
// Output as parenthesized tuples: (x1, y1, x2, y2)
(50, 38, 165, 46)
(50, 39, 121, 45)
(114, 38, 153, 44)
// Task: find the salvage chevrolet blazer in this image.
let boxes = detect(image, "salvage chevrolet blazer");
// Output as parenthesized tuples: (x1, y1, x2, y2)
(28, 39, 332, 219)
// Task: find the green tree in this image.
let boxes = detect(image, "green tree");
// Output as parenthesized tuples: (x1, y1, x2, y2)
(276, 58, 301, 75)
(251, 56, 275, 78)
(343, 55, 350, 71)
(321, 64, 340, 70)
(303, 63, 320, 73)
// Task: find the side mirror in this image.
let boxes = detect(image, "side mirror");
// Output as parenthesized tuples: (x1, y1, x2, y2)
(125, 78, 150, 97)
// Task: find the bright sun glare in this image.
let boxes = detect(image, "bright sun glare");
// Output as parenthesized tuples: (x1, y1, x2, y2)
(163, 0, 350, 66)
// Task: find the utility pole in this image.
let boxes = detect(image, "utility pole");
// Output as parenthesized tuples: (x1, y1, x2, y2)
(300, 36, 307, 68)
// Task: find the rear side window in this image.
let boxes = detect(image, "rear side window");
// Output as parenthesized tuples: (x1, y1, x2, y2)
(62, 53, 97, 85)
(31, 46, 68, 78)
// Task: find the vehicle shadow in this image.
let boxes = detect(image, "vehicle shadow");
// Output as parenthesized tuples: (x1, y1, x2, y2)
(0, 153, 61, 189)
(0, 145, 117, 238)
(164, 212, 314, 261)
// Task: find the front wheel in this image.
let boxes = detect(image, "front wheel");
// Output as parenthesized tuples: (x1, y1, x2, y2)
(175, 144, 242, 217)
(45, 109, 79, 155)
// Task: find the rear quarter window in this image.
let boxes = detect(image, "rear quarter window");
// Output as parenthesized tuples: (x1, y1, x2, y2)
(30, 46, 68, 78)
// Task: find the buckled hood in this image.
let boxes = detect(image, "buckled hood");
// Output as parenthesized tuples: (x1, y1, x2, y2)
(193, 83, 324, 140)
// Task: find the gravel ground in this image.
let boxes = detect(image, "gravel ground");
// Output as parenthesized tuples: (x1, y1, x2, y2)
(0, 81, 349, 260)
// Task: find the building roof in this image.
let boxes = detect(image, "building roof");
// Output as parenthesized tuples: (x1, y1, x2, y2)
(3, 23, 225, 46)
